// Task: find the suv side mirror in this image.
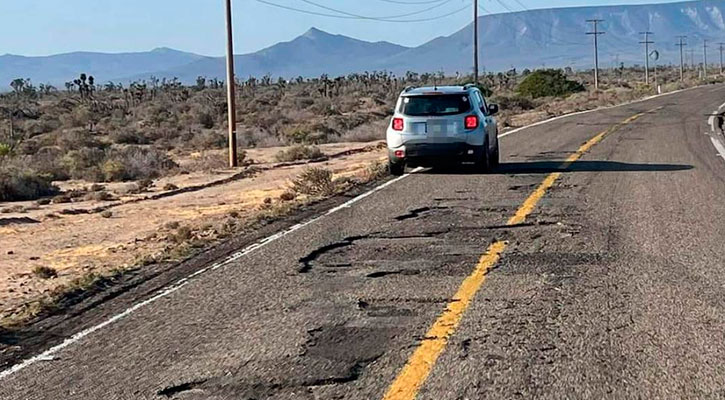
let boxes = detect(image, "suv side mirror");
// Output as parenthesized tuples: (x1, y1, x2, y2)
(487, 103, 499, 116)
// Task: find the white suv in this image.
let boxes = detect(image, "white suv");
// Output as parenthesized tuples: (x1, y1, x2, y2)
(386, 85, 500, 175)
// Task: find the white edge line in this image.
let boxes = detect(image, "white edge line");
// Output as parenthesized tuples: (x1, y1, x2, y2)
(1, 83, 719, 380)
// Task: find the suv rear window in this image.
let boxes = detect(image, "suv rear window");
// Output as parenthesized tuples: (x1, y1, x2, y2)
(399, 94, 471, 116)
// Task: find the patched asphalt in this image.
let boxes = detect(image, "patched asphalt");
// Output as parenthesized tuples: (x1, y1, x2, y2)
(2, 85, 725, 399)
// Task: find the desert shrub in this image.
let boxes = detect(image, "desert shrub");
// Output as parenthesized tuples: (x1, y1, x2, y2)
(239, 127, 283, 148)
(1, 205, 25, 213)
(274, 145, 325, 162)
(62, 148, 105, 181)
(517, 69, 585, 99)
(279, 191, 296, 201)
(170, 225, 193, 243)
(57, 129, 104, 151)
(32, 266, 58, 279)
(493, 95, 537, 111)
(111, 129, 150, 145)
(334, 119, 387, 142)
(100, 210, 113, 218)
(185, 149, 247, 172)
(101, 147, 178, 182)
(291, 167, 336, 196)
(84, 190, 115, 201)
(25, 116, 61, 137)
(0, 166, 59, 201)
(0, 143, 11, 157)
(364, 160, 389, 181)
(31, 147, 69, 180)
(197, 112, 215, 129)
(189, 130, 226, 150)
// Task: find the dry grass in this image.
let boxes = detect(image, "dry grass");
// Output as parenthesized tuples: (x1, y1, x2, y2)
(291, 167, 337, 196)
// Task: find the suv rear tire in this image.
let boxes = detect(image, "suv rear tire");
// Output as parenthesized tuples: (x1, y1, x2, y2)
(475, 141, 491, 173)
(389, 161, 405, 176)
(491, 139, 500, 168)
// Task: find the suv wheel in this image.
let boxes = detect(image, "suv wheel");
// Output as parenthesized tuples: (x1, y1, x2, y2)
(491, 138, 500, 168)
(389, 161, 405, 176)
(475, 140, 491, 173)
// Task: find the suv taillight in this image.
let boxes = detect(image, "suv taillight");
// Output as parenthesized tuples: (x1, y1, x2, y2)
(465, 115, 479, 130)
(392, 118, 404, 131)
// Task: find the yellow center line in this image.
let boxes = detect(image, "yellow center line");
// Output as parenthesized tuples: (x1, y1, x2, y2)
(382, 108, 658, 400)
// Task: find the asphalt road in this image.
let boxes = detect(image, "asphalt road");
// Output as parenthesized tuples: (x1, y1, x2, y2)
(3, 84, 725, 399)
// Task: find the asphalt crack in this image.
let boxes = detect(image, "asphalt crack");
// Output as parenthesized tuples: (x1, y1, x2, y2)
(157, 379, 208, 397)
(394, 206, 450, 221)
(366, 269, 420, 278)
(298, 235, 372, 273)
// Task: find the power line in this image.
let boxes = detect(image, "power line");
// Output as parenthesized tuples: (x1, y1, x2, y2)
(482, 0, 586, 47)
(297, 0, 454, 20)
(255, 0, 470, 22)
(375, 0, 447, 4)
(510, 0, 530, 11)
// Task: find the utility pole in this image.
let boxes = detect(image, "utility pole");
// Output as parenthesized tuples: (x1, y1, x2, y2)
(473, 0, 479, 84)
(676, 36, 687, 81)
(224, 0, 238, 167)
(587, 19, 605, 90)
(719, 43, 724, 75)
(703, 39, 709, 79)
(640, 31, 654, 84)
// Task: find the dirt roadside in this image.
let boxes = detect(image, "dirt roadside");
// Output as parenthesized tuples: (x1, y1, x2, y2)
(0, 141, 387, 326)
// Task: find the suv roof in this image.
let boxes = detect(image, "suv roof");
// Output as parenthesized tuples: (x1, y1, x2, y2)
(403, 85, 473, 96)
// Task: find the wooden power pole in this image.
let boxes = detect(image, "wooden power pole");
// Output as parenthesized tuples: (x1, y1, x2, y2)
(640, 31, 654, 84)
(587, 19, 605, 90)
(703, 39, 709, 79)
(473, 0, 479, 84)
(225, 0, 238, 167)
(676, 36, 687, 81)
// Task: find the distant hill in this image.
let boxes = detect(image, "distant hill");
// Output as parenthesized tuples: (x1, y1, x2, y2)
(374, 0, 725, 73)
(126, 28, 410, 83)
(1, 0, 724, 87)
(0, 48, 209, 88)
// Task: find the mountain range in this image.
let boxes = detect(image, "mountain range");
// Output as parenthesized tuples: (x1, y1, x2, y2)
(1, 0, 724, 87)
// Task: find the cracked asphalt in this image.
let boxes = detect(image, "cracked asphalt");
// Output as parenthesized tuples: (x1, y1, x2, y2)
(3, 84, 725, 399)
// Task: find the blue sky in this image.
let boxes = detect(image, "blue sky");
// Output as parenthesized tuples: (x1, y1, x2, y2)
(0, 0, 687, 56)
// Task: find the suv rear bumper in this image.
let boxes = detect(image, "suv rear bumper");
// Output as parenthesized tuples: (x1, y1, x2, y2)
(388, 143, 483, 166)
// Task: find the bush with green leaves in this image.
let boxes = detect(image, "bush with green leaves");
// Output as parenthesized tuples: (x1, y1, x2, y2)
(516, 69, 585, 99)
(0, 143, 11, 157)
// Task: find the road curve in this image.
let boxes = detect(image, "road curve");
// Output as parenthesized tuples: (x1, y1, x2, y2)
(2, 84, 725, 399)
